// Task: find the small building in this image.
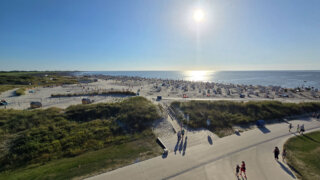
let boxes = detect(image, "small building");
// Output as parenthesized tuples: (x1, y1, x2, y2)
(30, 102, 42, 109)
(156, 96, 162, 101)
(82, 98, 92, 104)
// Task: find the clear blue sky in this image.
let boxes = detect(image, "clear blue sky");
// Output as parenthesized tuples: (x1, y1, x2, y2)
(1, 0, 319, 71)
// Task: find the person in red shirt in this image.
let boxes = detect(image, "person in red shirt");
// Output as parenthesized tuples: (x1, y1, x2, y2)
(240, 161, 246, 178)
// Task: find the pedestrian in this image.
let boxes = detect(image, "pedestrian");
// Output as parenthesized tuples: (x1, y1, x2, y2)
(240, 161, 246, 178)
(282, 149, 287, 162)
(235, 164, 240, 178)
(288, 123, 292, 132)
(300, 124, 305, 134)
(274, 147, 280, 160)
(296, 124, 300, 133)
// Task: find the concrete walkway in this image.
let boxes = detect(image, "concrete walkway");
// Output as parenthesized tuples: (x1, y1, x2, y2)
(87, 118, 320, 180)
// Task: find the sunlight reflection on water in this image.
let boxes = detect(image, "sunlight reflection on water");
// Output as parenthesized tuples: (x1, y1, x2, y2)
(183, 71, 215, 82)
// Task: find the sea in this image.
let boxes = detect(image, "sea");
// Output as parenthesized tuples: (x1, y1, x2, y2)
(75, 71, 320, 89)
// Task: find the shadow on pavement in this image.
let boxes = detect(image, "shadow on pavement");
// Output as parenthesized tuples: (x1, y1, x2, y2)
(207, 135, 213, 145)
(235, 131, 241, 136)
(287, 163, 303, 177)
(174, 139, 180, 154)
(258, 126, 271, 134)
(162, 152, 168, 159)
(179, 139, 184, 154)
(277, 161, 296, 179)
(182, 136, 188, 156)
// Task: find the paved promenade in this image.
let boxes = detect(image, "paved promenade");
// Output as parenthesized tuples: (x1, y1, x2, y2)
(87, 118, 320, 180)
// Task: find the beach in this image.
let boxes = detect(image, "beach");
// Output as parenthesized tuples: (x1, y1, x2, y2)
(1, 75, 319, 110)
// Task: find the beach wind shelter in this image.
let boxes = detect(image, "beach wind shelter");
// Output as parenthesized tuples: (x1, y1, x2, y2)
(82, 98, 91, 104)
(30, 102, 42, 109)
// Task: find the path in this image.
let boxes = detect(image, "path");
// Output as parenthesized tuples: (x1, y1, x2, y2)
(87, 117, 320, 180)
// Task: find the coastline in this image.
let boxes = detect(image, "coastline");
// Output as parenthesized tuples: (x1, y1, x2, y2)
(1, 74, 319, 110)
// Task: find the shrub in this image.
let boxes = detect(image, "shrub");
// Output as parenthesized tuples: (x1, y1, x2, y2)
(15, 88, 26, 96)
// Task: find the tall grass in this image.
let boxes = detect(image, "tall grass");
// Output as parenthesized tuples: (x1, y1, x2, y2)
(171, 101, 320, 132)
(0, 97, 160, 172)
(51, 90, 136, 97)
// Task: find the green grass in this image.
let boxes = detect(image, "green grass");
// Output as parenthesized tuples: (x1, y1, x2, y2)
(171, 101, 320, 136)
(0, 97, 161, 178)
(51, 90, 136, 97)
(0, 71, 46, 76)
(15, 88, 26, 96)
(0, 71, 89, 95)
(284, 131, 320, 180)
(0, 85, 23, 94)
(0, 71, 87, 86)
(0, 136, 162, 180)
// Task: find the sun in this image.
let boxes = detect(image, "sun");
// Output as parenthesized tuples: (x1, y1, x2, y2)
(193, 9, 205, 22)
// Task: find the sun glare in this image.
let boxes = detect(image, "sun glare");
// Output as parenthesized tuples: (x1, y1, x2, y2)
(193, 9, 205, 22)
(185, 71, 213, 82)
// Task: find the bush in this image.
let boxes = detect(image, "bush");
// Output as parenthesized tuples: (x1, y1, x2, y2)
(15, 88, 26, 96)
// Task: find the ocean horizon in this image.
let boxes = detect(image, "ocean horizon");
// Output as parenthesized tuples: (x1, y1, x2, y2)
(75, 70, 320, 89)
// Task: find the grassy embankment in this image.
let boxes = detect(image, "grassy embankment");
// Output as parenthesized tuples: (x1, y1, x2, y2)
(284, 131, 320, 180)
(0, 71, 85, 95)
(171, 101, 320, 137)
(0, 97, 162, 179)
(51, 90, 136, 97)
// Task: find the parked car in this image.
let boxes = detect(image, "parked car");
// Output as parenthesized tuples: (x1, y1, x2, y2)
(0, 100, 8, 106)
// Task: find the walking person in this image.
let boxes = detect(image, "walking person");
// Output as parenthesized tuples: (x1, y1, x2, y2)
(288, 123, 292, 132)
(300, 124, 305, 134)
(235, 164, 240, 178)
(240, 161, 247, 178)
(296, 124, 300, 133)
(274, 147, 280, 160)
(282, 149, 287, 162)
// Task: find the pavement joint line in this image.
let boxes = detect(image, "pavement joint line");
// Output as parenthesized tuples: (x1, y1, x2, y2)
(163, 126, 320, 180)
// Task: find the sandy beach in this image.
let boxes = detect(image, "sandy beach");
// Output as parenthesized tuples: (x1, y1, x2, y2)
(1, 75, 319, 110)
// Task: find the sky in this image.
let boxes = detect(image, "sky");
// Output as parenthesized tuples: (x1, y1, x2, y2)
(0, 0, 320, 71)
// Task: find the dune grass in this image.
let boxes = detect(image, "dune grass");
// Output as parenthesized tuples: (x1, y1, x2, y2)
(171, 101, 320, 136)
(0, 133, 161, 180)
(0, 71, 88, 93)
(0, 71, 91, 95)
(51, 90, 136, 97)
(284, 131, 320, 180)
(0, 97, 161, 179)
(0, 85, 24, 95)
